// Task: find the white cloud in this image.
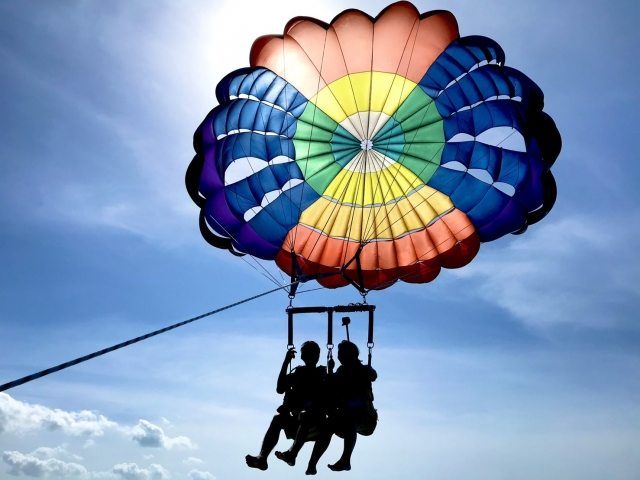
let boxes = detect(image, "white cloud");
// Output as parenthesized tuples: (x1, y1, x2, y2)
(112, 463, 169, 480)
(0, 393, 116, 437)
(182, 457, 203, 467)
(130, 420, 196, 450)
(2, 449, 88, 478)
(450, 215, 640, 330)
(188, 469, 215, 480)
(30, 445, 83, 462)
(0, 394, 195, 452)
(1, 445, 174, 480)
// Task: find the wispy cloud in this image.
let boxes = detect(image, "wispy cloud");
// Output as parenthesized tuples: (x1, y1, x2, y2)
(0, 0, 339, 247)
(450, 214, 640, 330)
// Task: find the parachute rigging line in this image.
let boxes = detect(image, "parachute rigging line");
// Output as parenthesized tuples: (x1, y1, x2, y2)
(290, 25, 330, 250)
(364, 128, 521, 243)
(0, 282, 303, 393)
(358, 16, 422, 246)
(201, 207, 285, 288)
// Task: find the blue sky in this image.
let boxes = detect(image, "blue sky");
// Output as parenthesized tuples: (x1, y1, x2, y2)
(0, 0, 638, 479)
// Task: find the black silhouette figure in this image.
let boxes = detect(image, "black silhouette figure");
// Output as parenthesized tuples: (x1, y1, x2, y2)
(326, 340, 378, 472)
(246, 341, 330, 475)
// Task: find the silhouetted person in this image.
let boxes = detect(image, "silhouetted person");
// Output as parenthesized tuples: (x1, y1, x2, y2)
(326, 340, 378, 472)
(246, 341, 329, 474)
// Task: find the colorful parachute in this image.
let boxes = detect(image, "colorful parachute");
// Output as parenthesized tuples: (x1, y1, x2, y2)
(186, 1, 560, 291)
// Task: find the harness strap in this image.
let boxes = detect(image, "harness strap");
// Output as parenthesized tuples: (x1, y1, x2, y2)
(327, 309, 334, 362)
(287, 309, 294, 350)
(367, 309, 375, 367)
(341, 245, 368, 295)
(288, 251, 301, 299)
(354, 248, 366, 295)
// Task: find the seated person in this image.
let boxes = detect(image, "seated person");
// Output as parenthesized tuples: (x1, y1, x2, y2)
(246, 341, 328, 474)
(326, 340, 378, 472)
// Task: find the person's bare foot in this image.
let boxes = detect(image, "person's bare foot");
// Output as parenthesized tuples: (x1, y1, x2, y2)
(275, 450, 296, 466)
(245, 455, 268, 470)
(305, 465, 317, 475)
(327, 460, 351, 471)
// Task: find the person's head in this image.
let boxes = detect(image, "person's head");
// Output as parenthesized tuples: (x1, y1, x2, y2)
(337, 340, 360, 365)
(300, 341, 320, 366)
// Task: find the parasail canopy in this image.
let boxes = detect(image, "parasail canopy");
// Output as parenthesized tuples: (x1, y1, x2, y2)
(186, 1, 561, 292)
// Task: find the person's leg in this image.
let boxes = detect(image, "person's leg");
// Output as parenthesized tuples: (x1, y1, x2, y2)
(306, 430, 332, 475)
(290, 411, 313, 455)
(275, 411, 312, 466)
(328, 412, 355, 471)
(246, 415, 283, 470)
(341, 429, 357, 464)
(327, 428, 355, 471)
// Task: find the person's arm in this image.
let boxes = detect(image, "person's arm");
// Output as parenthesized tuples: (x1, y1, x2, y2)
(367, 365, 378, 382)
(276, 349, 296, 394)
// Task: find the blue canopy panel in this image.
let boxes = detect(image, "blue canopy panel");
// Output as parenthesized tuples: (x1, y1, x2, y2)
(433, 66, 544, 118)
(216, 67, 308, 117)
(212, 99, 298, 139)
(419, 36, 505, 99)
(421, 36, 558, 241)
(195, 67, 318, 259)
